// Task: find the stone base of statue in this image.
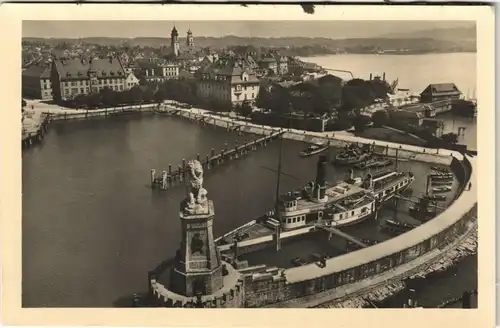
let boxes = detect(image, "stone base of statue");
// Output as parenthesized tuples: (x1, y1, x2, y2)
(170, 199, 224, 297)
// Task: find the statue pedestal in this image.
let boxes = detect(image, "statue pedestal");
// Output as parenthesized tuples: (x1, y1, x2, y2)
(170, 200, 223, 297)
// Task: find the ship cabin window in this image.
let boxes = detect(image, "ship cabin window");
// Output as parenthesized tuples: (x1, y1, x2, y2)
(351, 211, 354, 216)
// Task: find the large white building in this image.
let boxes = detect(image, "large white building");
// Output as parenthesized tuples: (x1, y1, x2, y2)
(196, 56, 260, 111)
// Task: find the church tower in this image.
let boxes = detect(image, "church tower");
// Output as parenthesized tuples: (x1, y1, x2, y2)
(171, 25, 180, 57)
(170, 160, 223, 297)
(186, 28, 194, 48)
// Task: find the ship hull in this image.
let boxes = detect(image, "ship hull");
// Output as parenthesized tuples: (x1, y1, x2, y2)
(300, 145, 329, 157)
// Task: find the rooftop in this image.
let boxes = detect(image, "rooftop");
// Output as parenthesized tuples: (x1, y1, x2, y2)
(421, 83, 461, 95)
(54, 57, 126, 80)
(22, 65, 51, 79)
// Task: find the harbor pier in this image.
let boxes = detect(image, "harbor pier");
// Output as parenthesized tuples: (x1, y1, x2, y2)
(22, 113, 51, 149)
(150, 130, 285, 190)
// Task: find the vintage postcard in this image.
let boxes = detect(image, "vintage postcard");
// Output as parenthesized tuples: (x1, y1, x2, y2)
(0, 3, 495, 328)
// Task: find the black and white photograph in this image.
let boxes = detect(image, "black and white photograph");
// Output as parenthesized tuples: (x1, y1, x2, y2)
(1, 3, 495, 327)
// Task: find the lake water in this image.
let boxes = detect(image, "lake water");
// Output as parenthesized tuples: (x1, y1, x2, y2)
(302, 53, 478, 149)
(23, 53, 478, 308)
(300, 53, 477, 96)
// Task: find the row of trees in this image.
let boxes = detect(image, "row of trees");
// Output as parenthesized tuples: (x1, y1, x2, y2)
(63, 78, 199, 109)
(255, 75, 392, 117)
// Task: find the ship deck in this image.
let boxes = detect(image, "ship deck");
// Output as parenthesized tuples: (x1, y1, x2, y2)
(225, 161, 461, 272)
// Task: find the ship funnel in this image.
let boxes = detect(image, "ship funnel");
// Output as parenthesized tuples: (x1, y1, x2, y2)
(314, 155, 328, 202)
(369, 73, 372, 80)
(383, 72, 386, 81)
(366, 173, 373, 190)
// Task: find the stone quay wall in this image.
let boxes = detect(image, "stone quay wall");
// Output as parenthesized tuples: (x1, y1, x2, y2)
(168, 107, 454, 166)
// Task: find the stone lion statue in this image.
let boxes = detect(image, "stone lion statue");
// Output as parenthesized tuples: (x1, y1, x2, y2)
(185, 160, 208, 213)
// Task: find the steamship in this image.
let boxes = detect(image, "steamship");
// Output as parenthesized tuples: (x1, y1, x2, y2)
(216, 155, 414, 248)
(216, 156, 378, 247)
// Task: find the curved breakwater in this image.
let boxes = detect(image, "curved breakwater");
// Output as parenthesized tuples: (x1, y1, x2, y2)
(147, 106, 477, 308)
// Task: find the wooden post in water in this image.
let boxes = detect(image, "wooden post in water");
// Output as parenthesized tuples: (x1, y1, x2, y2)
(196, 153, 200, 162)
(206, 155, 210, 169)
(211, 148, 215, 159)
(182, 159, 186, 176)
(178, 165, 183, 182)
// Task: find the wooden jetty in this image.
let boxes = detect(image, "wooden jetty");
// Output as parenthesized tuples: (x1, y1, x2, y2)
(151, 130, 285, 190)
(22, 113, 51, 149)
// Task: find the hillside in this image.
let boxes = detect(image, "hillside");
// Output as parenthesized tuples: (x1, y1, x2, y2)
(381, 26, 476, 42)
(23, 32, 476, 54)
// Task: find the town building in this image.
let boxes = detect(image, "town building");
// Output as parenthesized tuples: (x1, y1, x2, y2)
(387, 108, 424, 128)
(22, 65, 53, 100)
(125, 72, 140, 89)
(420, 83, 462, 103)
(398, 103, 437, 118)
(196, 56, 260, 110)
(258, 55, 278, 75)
(271, 52, 289, 75)
(134, 60, 180, 83)
(51, 56, 128, 102)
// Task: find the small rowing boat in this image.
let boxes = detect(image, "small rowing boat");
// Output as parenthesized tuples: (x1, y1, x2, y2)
(431, 166, 452, 173)
(300, 141, 330, 157)
(432, 185, 452, 193)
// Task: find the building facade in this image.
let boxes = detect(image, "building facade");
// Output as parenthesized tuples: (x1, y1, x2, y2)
(420, 83, 462, 103)
(125, 72, 140, 89)
(22, 65, 53, 100)
(196, 56, 260, 110)
(51, 56, 128, 102)
(134, 61, 180, 83)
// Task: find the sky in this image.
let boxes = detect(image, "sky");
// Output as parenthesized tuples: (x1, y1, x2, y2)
(22, 20, 474, 39)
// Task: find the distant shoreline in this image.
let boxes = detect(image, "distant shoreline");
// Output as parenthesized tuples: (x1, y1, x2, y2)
(300, 51, 477, 58)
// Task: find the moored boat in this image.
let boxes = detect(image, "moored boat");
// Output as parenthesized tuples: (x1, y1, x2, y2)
(431, 166, 452, 173)
(431, 179, 453, 186)
(215, 156, 379, 248)
(432, 185, 452, 193)
(382, 219, 419, 235)
(363, 170, 415, 202)
(354, 157, 394, 170)
(299, 141, 330, 157)
(423, 194, 447, 201)
(334, 143, 374, 165)
(430, 172, 454, 179)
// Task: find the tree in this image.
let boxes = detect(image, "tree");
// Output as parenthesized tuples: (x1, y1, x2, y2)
(372, 110, 390, 127)
(441, 133, 459, 144)
(129, 86, 144, 104)
(142, 88, 156, 103)
(100, 87, 119, 107)
(154, 88, 167, 104)
(353, 114, 371, 132)
(238, 100, 253, 117)
(86, 92, 102, 108)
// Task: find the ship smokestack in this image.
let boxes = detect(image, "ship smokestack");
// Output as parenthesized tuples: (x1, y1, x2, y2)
(426, 175, 431, 195)
(314, 155, 327, 201)
(383, 72, 386, 81)
(369, 73, 372, 80)
(366, 173, 373, 190)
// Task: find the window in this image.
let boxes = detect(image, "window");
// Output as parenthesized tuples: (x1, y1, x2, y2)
(80, 88, 84, 93)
